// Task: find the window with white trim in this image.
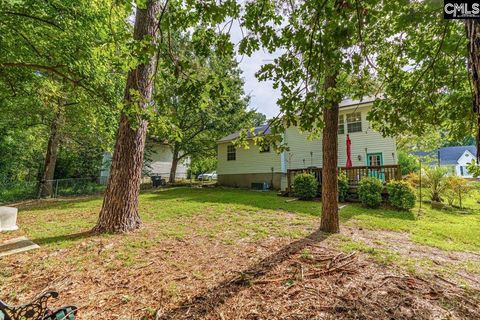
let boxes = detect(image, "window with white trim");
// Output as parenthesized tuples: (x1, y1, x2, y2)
(227, 145, 236, 161)
(338, 115, 345, 134)
(346, 112, 362, 133)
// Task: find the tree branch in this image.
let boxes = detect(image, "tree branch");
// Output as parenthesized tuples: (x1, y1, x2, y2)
(0, 11, 64, 31)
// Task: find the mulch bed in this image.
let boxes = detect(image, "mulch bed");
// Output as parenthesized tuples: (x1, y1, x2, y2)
(1, 230, 479, 319)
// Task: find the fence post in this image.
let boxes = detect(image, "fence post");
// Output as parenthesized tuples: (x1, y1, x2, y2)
(54, 180, 59, 198)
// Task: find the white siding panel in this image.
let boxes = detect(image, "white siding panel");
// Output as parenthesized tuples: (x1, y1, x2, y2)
(217, 141, 281, 175)
(284, 105, 397, 169)
(147, 144, 190, 178)
(217, 104, 397, 177)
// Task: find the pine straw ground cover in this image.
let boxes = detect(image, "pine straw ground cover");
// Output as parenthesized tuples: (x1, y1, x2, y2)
(0, 187, 479, 319)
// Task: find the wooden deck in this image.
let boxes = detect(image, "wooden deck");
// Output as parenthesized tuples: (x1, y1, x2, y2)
(286, 165, 401, 194)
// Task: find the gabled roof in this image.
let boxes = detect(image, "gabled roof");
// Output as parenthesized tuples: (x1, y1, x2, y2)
(438, 146, 477, 165)
(218, 124, 271, 143)
(218, 97, 381, 143)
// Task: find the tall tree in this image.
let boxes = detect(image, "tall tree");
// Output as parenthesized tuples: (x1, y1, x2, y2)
(95, 0, 241, 233)
(0, 0, 125, 192)
(465, 20, 480, 162)
(94, 1, 162, 233)
(151, 33, 253, 183)
(241, 0, 374, 233)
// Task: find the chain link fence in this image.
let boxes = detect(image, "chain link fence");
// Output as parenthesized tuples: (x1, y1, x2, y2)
(0, 177, 106, 205)
(1, 173, 217, 205)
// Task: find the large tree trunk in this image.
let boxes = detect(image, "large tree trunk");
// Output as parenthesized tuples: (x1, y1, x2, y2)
(320, 75, 340, 233)
(39, 106, 63, 197)
(465, 20, 480, 163)
(94, 1, 162, 233)
(169, 147, 179, 183)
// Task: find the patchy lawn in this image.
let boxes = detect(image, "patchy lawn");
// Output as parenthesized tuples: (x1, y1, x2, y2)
(1, 187, 479, 319)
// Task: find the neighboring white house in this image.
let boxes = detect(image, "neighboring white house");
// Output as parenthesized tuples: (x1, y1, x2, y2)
(438, 146, 477, 178)
(217, 97, 398, 190)
(100, 142, 190, 183)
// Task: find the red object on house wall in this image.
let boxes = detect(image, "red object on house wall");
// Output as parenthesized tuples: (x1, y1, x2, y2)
(346, 134, 353, 168)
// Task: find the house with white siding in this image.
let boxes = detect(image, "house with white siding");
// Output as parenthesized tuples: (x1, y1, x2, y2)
(217, 97, 398, 190)
(437, 146, 477, 178)
(100, 142, 190, 183)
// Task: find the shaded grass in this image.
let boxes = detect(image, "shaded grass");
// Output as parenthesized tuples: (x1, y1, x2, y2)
(3, 187, 480, 253)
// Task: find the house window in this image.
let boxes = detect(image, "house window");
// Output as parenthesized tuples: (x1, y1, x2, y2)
(260, 145, 270, 153)
(338, 115, 345, 134)
(227, 145, 236, 161)
(346, 112, 362, 133)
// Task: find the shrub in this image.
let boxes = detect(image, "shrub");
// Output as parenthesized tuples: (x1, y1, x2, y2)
(423, 166, 448, 202)
(387, 180, 416, 210)
(357, 176, 383, 208)
(398, 151, 420, 175)
(293, 173, 318, 200)
(338, 171, 349, 202)
(444, 176, 472, 209)
(405, 172, 420, 188)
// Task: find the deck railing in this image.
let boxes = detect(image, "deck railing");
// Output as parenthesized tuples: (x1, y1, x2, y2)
(286, 164, 401, 194)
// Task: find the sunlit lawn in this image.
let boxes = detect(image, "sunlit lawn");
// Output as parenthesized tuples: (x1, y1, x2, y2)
(3, 186, 480, 252)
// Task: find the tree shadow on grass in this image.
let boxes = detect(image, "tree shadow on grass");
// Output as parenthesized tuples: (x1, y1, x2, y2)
(31, 230, 95, 246)
(156, 228, 329, 319)
(15, 195, 103, 212)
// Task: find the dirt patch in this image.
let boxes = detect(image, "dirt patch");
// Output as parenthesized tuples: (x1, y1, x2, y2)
(1, 230, 479, 319)
(342, 225, 480, 290)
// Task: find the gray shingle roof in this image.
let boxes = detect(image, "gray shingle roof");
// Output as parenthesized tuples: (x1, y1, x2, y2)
(218, 124, 271, 143)
(438, 146, 477, 165)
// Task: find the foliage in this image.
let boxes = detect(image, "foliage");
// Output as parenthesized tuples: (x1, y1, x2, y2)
(338, 171, 349, 202)
(251, 112, 268, 127)
(293, 173, 318, 200)
(405, 172, 420, 188)
(386, 180, 416, 211)
(444, 176, 472, 208)
(150, 33, 257, 178)
(368, 2, 475, 143)
(0, 0, 125, 184)
(398, 151, 420, 176)
(467, 160, 480, 178)
(423, 166, 448, 203)
(54, 146, 105, 179)
(189, 157, 217, 177)
(357, 177, 383, 208)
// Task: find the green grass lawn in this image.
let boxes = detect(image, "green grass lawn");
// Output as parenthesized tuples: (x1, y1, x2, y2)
(4, 186, 479, 252)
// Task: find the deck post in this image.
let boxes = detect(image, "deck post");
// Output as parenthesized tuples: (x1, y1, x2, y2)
(396, 165, 402, 180)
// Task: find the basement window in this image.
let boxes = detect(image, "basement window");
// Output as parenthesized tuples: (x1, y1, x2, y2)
(347, 112, 362, 133)
(227, 145, 236, 161)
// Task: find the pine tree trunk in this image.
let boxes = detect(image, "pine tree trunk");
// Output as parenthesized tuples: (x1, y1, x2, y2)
(39, 106, 63, 197)
(320, 75, 340, 233)
(169, 147, 179, 183)
(94, 1, 162, 233)
(465, 20, 480, 163)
